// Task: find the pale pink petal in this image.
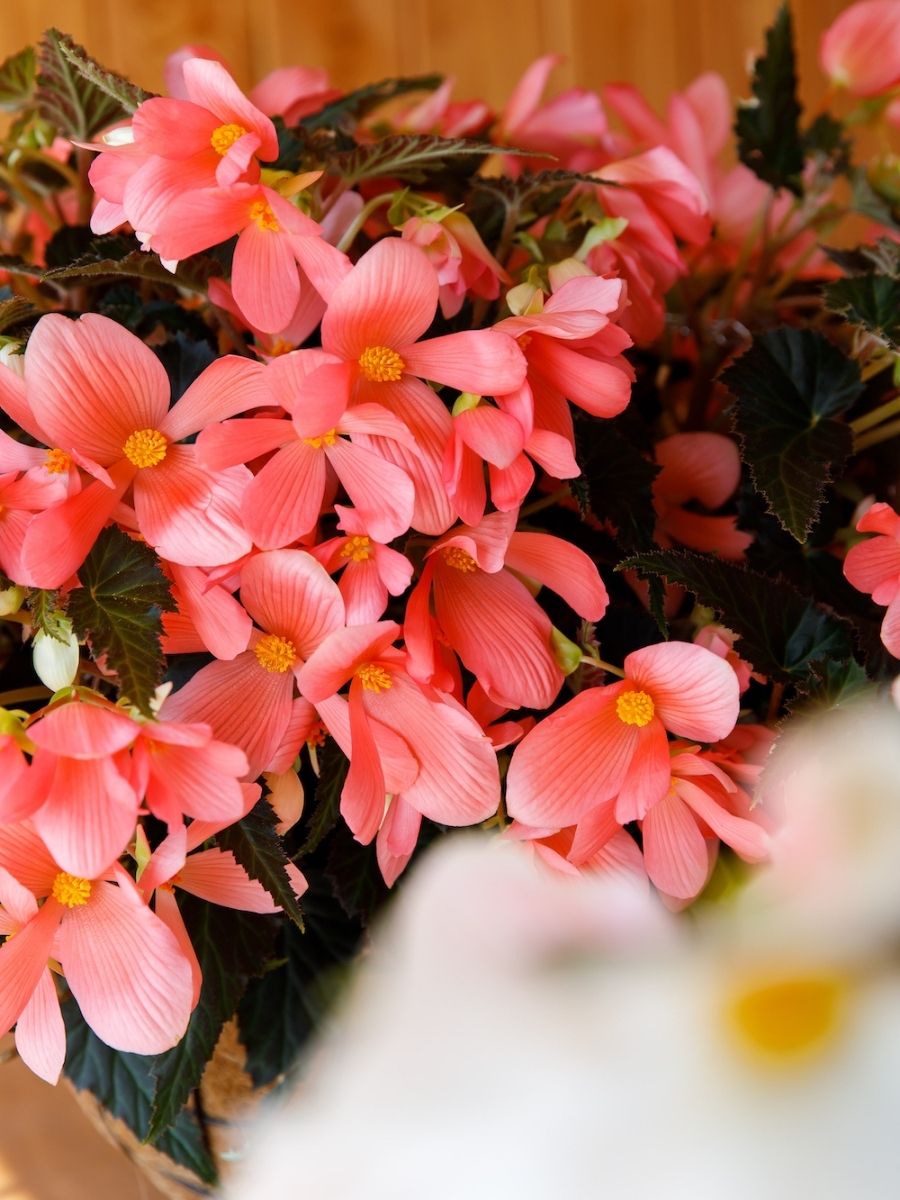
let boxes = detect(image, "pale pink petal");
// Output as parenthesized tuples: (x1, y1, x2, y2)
(163, 356, 270, 442)
(240, 548, 345, 656)
(265, 698, 319, 775)
(626, 641, 740, 742)
(177, 847, 285, 912)
(326, 438, 414, 542)
(655, 432, 741, 508)
(506, 682, 639, 826)
(0, 900, 62, 1040)
(32, 757, 138, 880)
(146, 740, 248, 825)
(182, 59, 279, 158)
(489, 455, 535, 513)
(58, 878, 193, 1054)
(15, 968, 65, 1084)
(153, 886, 202, 1008)
(341, 680, 388, 843)
(881, 591, 900, 658)
(316, 695, 419, 796)
(505, 531, 609, 619)
(502, 54, 563, 134)
(0, 361, 45, 442)
(455, 405, 525, 468)
(0, 865, 38, 927)
(149, 184, 257, 260)
(527, 337, 632, 417)
(613, 718, 671, 822)
(845, 533, 900, 599)
(322, 239, 438, 360)
(264, 767, 304, 833)
(241, 440, 327, 548)
(232, 223, 301, 334)
(568, 799, 621, 864)
(642, 791, 710, 899)
(341, 560, 389, 625)
(376, 797, 422, 887)
(403, 330, 525, 395)
(168, 563, 252, 660)
(139, 828, 188, 896)
(0, 429, 45, 473)
(298, 622, 401, 703)
(28, 703, 137, 760)
(274, 358, 351, 435)
(197, 417, 294, 471)
(676, 777, 769, 862)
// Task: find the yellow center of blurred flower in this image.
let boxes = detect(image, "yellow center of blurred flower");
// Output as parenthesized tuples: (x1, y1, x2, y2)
(254, 633, 296, 673)
(441, 546, 477, 572)
(249, 200, 280, 232)
(123, 428, 168, 468)
(210, 123, 248, 155)
(51, 871, 92, 908)
(341, 535, 372, 562)
(357, 663, 392, 692)
(615, 689, 655, 727)
(44, 448, 71, 474)
(302, 429, 338, 449)
(358, 345, 405, 383)
(728, 974, 848, 1062)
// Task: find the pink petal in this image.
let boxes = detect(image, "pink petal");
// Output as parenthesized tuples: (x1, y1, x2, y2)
(163, 356, 269, 442)
(455, 405, 525, 468)
(523, 428, 579, 478)
(177, 847, 285, 912)
(290, 233, 353, 305)
(15, 968, 65, 1084)
(322, 239, 438, 360)
(845, 533, 900, 600)
(505, 531, 609, 619)
(568, 799, 620, 864)
(316, 694, 419, 796)
(0, 864, 38, 927)
(298, 622, 401, 703)
(240, 548, 345, 657)
(626, 641, 740, 743)
(182, 59, 279, 160)
(613, 718, 671, 823)
(527, 336, 632, 418)
(150, 184, 257, 261)
(659, 510, 753, 560)
(232, 223, 301, 334)
(146, 739, 249, 825)
(197, 417, 294, 471)
(0, 824, 59, 896)
(273, 357, 351, 435)
(654, 432, 741, 508)
(340, 560, 389, 625)
(489, 455, 535, 513)
(32, 757, 139, 880)
(403, 330, 526, 395)
(881, 591, 900, 657)
(241, 440, 327, 548)
(641, 791, 710, 900)
(153, 886, 201, 1008)
(131, 96, 218, 155)
(167, 563, 252, 660)
(326, 438, 414, 543)
(0, 361, 45, 443)
(676, 777, 769, 862)
(376, 797, 422, 887)
(265, 697, 320, 775)
(502, 54, 563, 133)
(342, 680, 388, 843)
(28, 702, 137, 760)
(0, 900, 62, 1039)
(506, 682, 639, 827)
(139, 827, 188, 896)
(58, 878, 193, 1054)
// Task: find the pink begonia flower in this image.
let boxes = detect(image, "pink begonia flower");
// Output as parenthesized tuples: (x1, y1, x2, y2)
(0, 470, 72, 584)
(693, 623, 763, 693)
(405, 509, 609, 710)
(505, 818, 646, 885)
(0, 313, 270, 587)
(506, 640, 740, 829)
(299, 622, 500, 846)
(309, 506, 414, 625)
(401, 211, 509, 319)
(0, 822, 194, 1071)
(465, 680, 534, 751)
(821, 1, 900, 96)
(197, 348, 417, 547)
(161, 562, 253, 661)
(653, 432, 752, 560)
(162, 549, 344, 776)
(287, 238, 527, 535)
(844, 500, 900, 657)
(388, 76, 492, 138)
(495, 55, 612, 173)
(139, 815, 307, 1004)
(442, 396, 530, 526)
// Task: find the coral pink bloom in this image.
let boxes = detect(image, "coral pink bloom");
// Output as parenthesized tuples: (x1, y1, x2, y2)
(10, 700, 141, 880)
(496, 55, 611, 172)
(376, 796, 424, 888)
(506, 641, 740, 829)
(401, 211, 509, 319)
(693, 623, 763, 693)
(405, 509, 608, 710)
(443, 397, 530, 526)
(299, 621, 500, 845)
(161, 562, 252, 660)
(637, 747, 770, 901)
(0, 470, 70, 583)
(162, 549, 344, 775)
(296, 238, 527, 535)
(150, 183, 349, 334)
(821, 1, 900, 96)
(389, 76, 492, 138)
(653, 432, 752, 559)
(197, 348, 417, 547)
(0, 314, 268, 587)
(0, 823, 193, 1065)
(310, 506, 413, 625)
(844, 500, 900, 656)
(505, 819, 646, 885)
(139, 817, 307, 1003)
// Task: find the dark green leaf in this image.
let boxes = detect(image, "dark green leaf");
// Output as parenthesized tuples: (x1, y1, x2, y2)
(721, 327, 863, 541)
(36, 29, 131, 140)
(26, 588, 68, 642)
(62, 996, 216, 1184)
(237, 871, 363, 1087)
(850, 167, 900, 231)
(55, 31, 152, 114)
(68, 528, 175, 715)
(297, 738, 348, 857)
(790, 657, 872, 710)
(735, 3, 804, 195)
(0, 296, 38, 336)
(42, 224, 96, 268)
(154, 333, 218, 402)
(44, 244, 221, 294)
(217, 799, 305, 930)
(147, 897, 279, 1143)
(619, 549, 855, 682)
(325, 823, 387, 923)
(824, 275, 900, 350)
(329, 134, 499, 187)
(301, 74, 443, 133)
(802, 112, 851, 171)
(0, 46, 36, 111)
(823, 238, 900, 277)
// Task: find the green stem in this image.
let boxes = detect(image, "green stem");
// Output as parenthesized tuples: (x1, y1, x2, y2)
(851, 392, 900, 435)
(581, 655, 625, 678)
(855, 416, 900, 452)
(0, 686, 52, 706)
(518, 487, 570, 518)
(336, 191, 396, 254)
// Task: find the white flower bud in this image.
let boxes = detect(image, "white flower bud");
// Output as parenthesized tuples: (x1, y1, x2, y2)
(32, 626, 80, 691)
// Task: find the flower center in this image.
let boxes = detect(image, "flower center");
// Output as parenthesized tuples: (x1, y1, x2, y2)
(340, 535, 372, 562)
(357, 345, 405, 383)
(44, 448, 71, 474)
(357, 662, 392, 692)
(302, 429, 338, 449)
(728, 974, 848, 1062)
(210, 122, 247, 155)
(441, 546, 477, 572)
(123, 428, 168, 468)
(249, 199, 280, 232)
(51, 871, 92, 908)
(253, 633, 296, 673)
(615, 689, 655, 727)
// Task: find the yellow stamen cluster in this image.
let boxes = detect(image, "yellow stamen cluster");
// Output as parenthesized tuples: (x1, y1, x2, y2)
(442, 546, 477, 573)
(357, 662, 392, 692)
(728, 975, 847, 1061)
(341, 535, 372, 562)
(123, 428, 168, 469)
(253, 633, 296, 673)
(357, 345, 405, 383)
(249, 200, 280, 232)
(303, 429, 338, 449)
(210, 123, 248, 156)
(44, 448, 72, 474)
(615, 689, 655, 727)
(51, 871, 92, 908)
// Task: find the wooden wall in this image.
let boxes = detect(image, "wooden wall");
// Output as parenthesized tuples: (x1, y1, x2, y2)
(1, 0, 851, 115)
